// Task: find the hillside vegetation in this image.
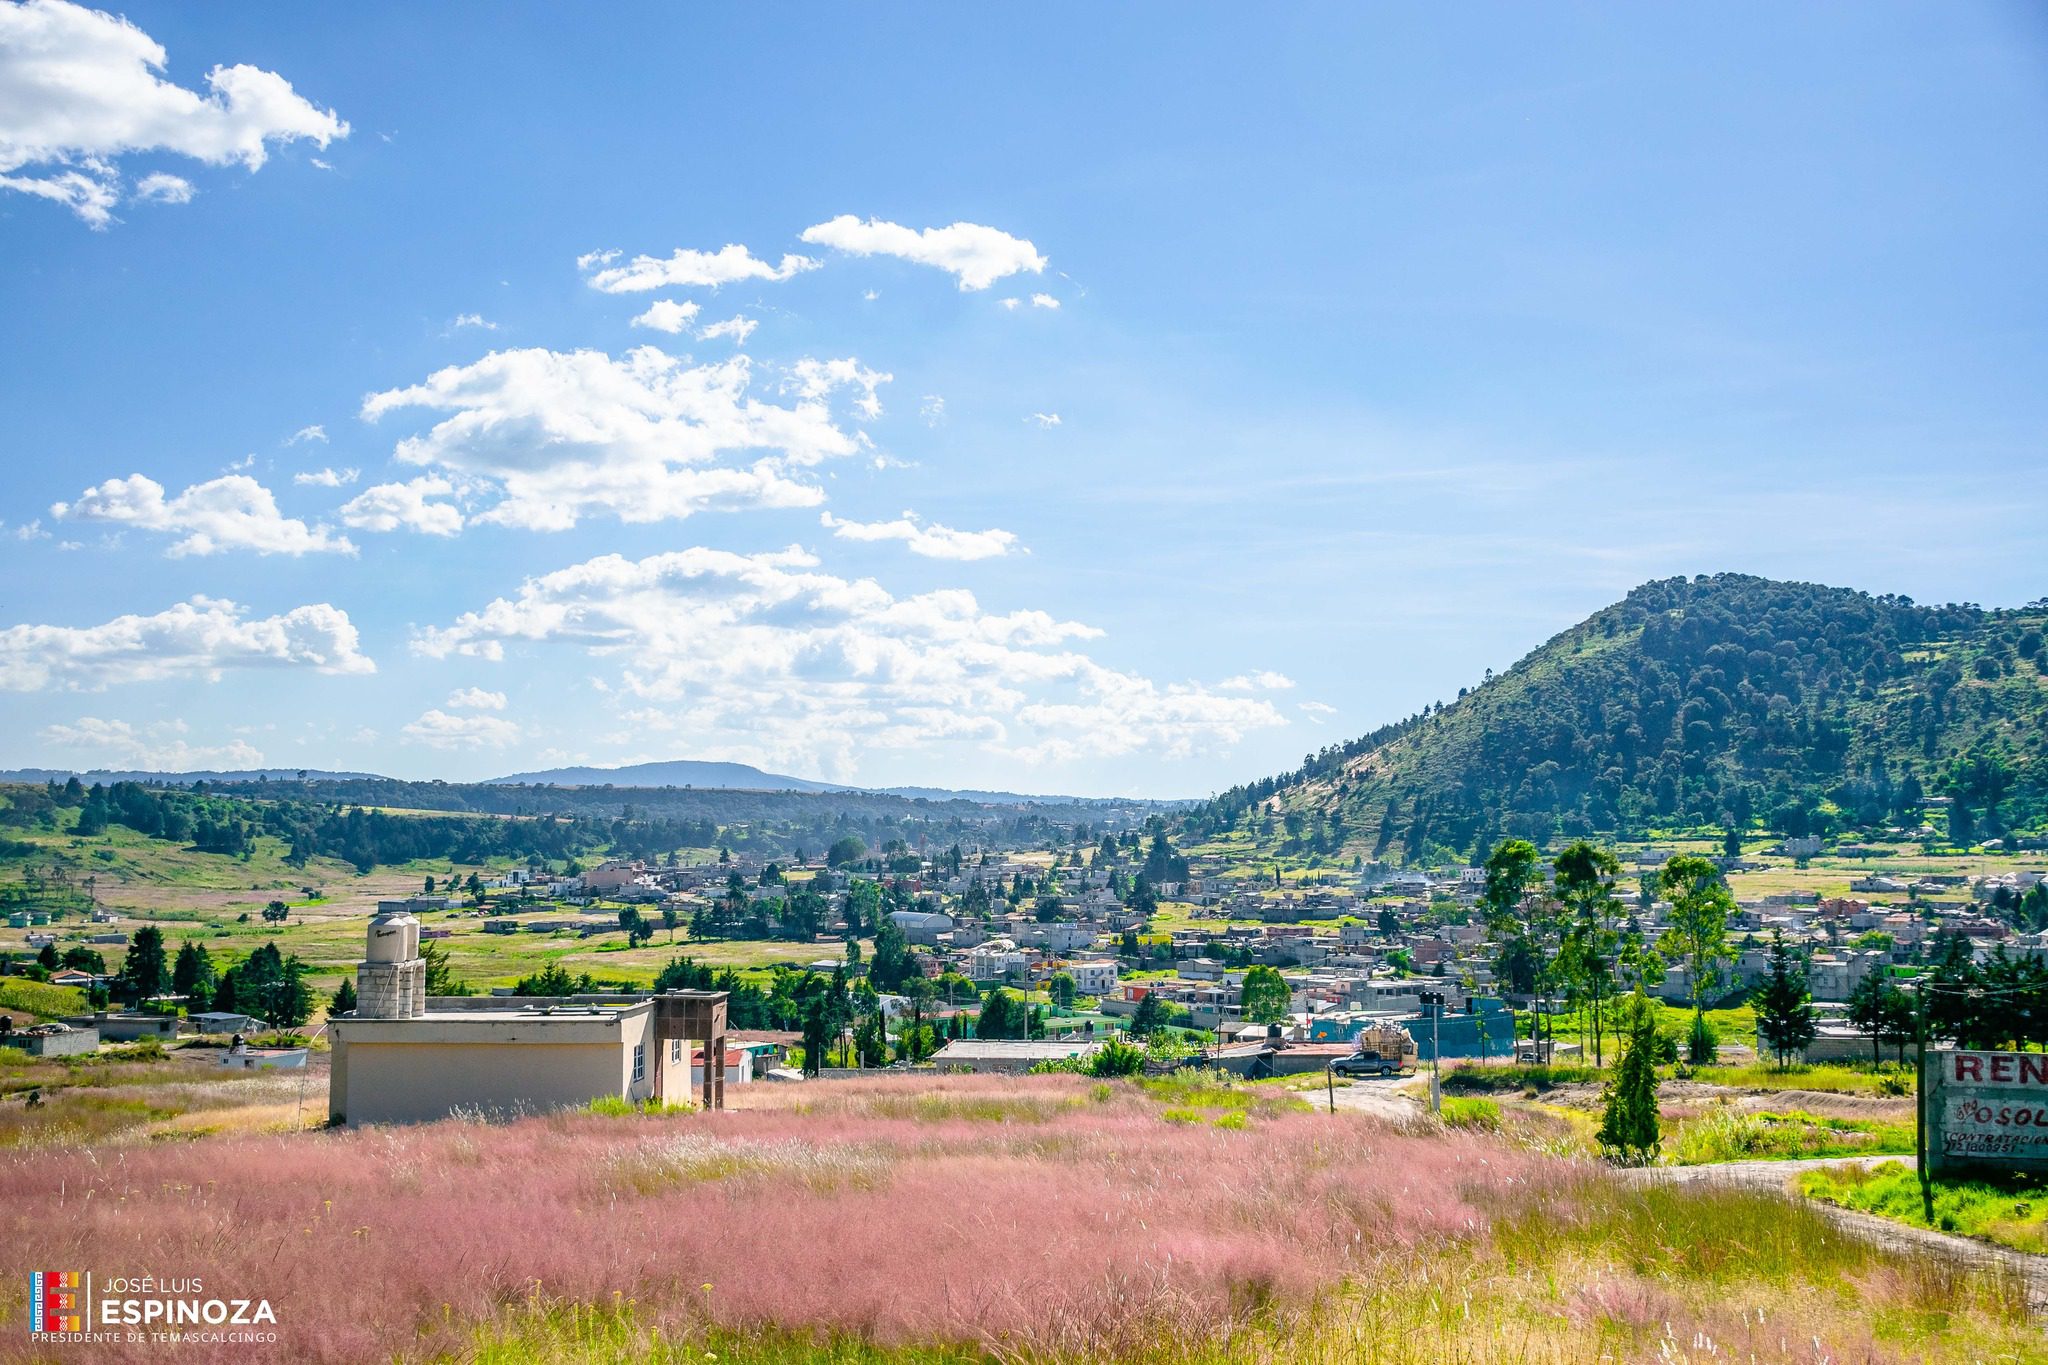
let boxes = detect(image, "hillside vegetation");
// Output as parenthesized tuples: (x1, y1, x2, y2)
(1197, 574, 2047, 863)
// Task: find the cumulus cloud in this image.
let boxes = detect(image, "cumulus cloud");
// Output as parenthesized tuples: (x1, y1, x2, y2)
(1297, 700, 1338, 721)
(450, 312, 497, 331)
(919, 395, 945, 427)
(820, 510, 1019, 561)
(131, 170, 190, 203)
(0, 0, 347, 226)
(0, 595, 374, 690)
(402, 707, 519, 749)
(799, 215, 1045, 291)
(788, 357, 889, 420)
(52, 472, 354, 556)
(284, 424, 327, 445)
(1218, 670, 1296, 692)
(445, 686, 506, 711)
(581, 243, 816, 293)
(1030, 413, 1061, 429)
(1030, 293, 1060, 310)
(360, 345, 883, 531)
(413, 546, 1283, 780)
(38, 715, 263, 770)
(293, 466, 357, 488)
(338, 474, 463, 536)
(629, 298, 699, 333)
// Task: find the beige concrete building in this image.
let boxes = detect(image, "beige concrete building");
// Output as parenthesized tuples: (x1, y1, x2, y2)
(328, 907, 727, 1125)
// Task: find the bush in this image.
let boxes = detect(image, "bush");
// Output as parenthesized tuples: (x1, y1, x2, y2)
(1685, 1014, 1719, 1064)
(1084, 1038, 1146, 1078)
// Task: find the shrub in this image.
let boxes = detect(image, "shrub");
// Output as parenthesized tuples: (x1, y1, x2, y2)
(1685, 1014, 1719, 1065)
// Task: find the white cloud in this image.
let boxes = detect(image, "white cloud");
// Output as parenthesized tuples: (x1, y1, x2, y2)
(1218, 670, 1296, 692)
(1030, 413, 1061, 429)
(629, 298, 699, 333)
(338, 474, 463, 536)
(0, 0, 346, 227)
(1030, 293, 1060, 310)
(131, 170, 190, 203)
(38, 715, 263, 770)
(919, 395, 945, 427)
(361, 345, 881, 531)
(820, 510, 1019, 561)
(581, 243, 816, 293)
(413, 546, 1282, 780)
(451, 312, 497, 331)
(12, 518, 46, 540)
(799, 215, 1045, 291)
(445, 686, 506, 711)
(1297, 700, 1338, 721)
(788, 357, 889, 420)
(999, 298, 1020, 310)
(698, 315, 756, 345)
(293, 466, 358, 488)
(0, 595, 374, 690)
(284, 423, 327, 445)
(52, 472, 355, 556)
(402, 707, 519, 749)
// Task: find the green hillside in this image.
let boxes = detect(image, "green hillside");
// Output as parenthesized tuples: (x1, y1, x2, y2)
(1195, 574, 2048, 864)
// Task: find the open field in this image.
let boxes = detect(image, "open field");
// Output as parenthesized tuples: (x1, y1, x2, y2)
(0, 1072, 2038, 1363)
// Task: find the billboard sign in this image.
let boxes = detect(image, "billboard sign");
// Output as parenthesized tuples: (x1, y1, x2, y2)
(1926, 1048, 2048, 1176)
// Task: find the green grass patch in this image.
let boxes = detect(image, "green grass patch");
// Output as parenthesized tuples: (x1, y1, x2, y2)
(1800, 1162, 2048, 1254)
(1688, 1062, 1909, 1096)
(1438, 1096, 1501, 1130)
(1670, 1108, 1915, 1165)
(1136, 1073, 1310, 1119)
(584, 1095, 696, 1117)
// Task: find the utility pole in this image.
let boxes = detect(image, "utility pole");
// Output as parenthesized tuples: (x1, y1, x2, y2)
(1914, 986, 1933, 1225)
(1421, 989, 1443, 1115)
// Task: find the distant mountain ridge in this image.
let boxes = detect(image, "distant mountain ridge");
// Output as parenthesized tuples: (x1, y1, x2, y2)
(0, 767, 385, 786)
(0, 757, 1145, 807)
(483, 758, 1121, 806)
(484, 759, 841, 793)
(1193, 573, 2048, 863)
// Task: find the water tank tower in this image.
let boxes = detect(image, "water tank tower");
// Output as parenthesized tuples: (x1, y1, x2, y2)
(354, 907, 426, 1018)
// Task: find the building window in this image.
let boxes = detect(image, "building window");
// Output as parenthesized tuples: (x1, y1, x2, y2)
(632, 1044, 645, 1084)
(670, 1038, 681, 1064)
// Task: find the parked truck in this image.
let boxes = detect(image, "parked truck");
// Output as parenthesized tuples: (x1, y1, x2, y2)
(1332, 1021, 1417, 1076)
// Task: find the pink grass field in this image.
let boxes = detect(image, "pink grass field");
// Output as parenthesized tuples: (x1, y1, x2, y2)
(0, 1075, 1557, 1362)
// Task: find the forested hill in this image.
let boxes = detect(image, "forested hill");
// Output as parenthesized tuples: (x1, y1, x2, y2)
(1192, 574, 2048, 864)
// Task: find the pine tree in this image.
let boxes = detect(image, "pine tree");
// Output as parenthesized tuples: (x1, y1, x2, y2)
(1597, 995, 1661, 1165)
(119, 925, 170, 1004)
(330, 977, 357, 1017)
(1752, 930, 1818, 1068)
(171, 942, 216, 1003)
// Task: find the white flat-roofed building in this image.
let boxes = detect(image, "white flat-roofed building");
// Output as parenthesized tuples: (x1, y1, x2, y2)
(328, 907, 728, 1124)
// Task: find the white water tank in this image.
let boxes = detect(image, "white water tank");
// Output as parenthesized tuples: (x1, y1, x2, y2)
(365, 912, 419, 963)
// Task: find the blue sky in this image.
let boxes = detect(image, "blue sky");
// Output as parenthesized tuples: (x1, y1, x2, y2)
(1, 2, 2044, 796)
